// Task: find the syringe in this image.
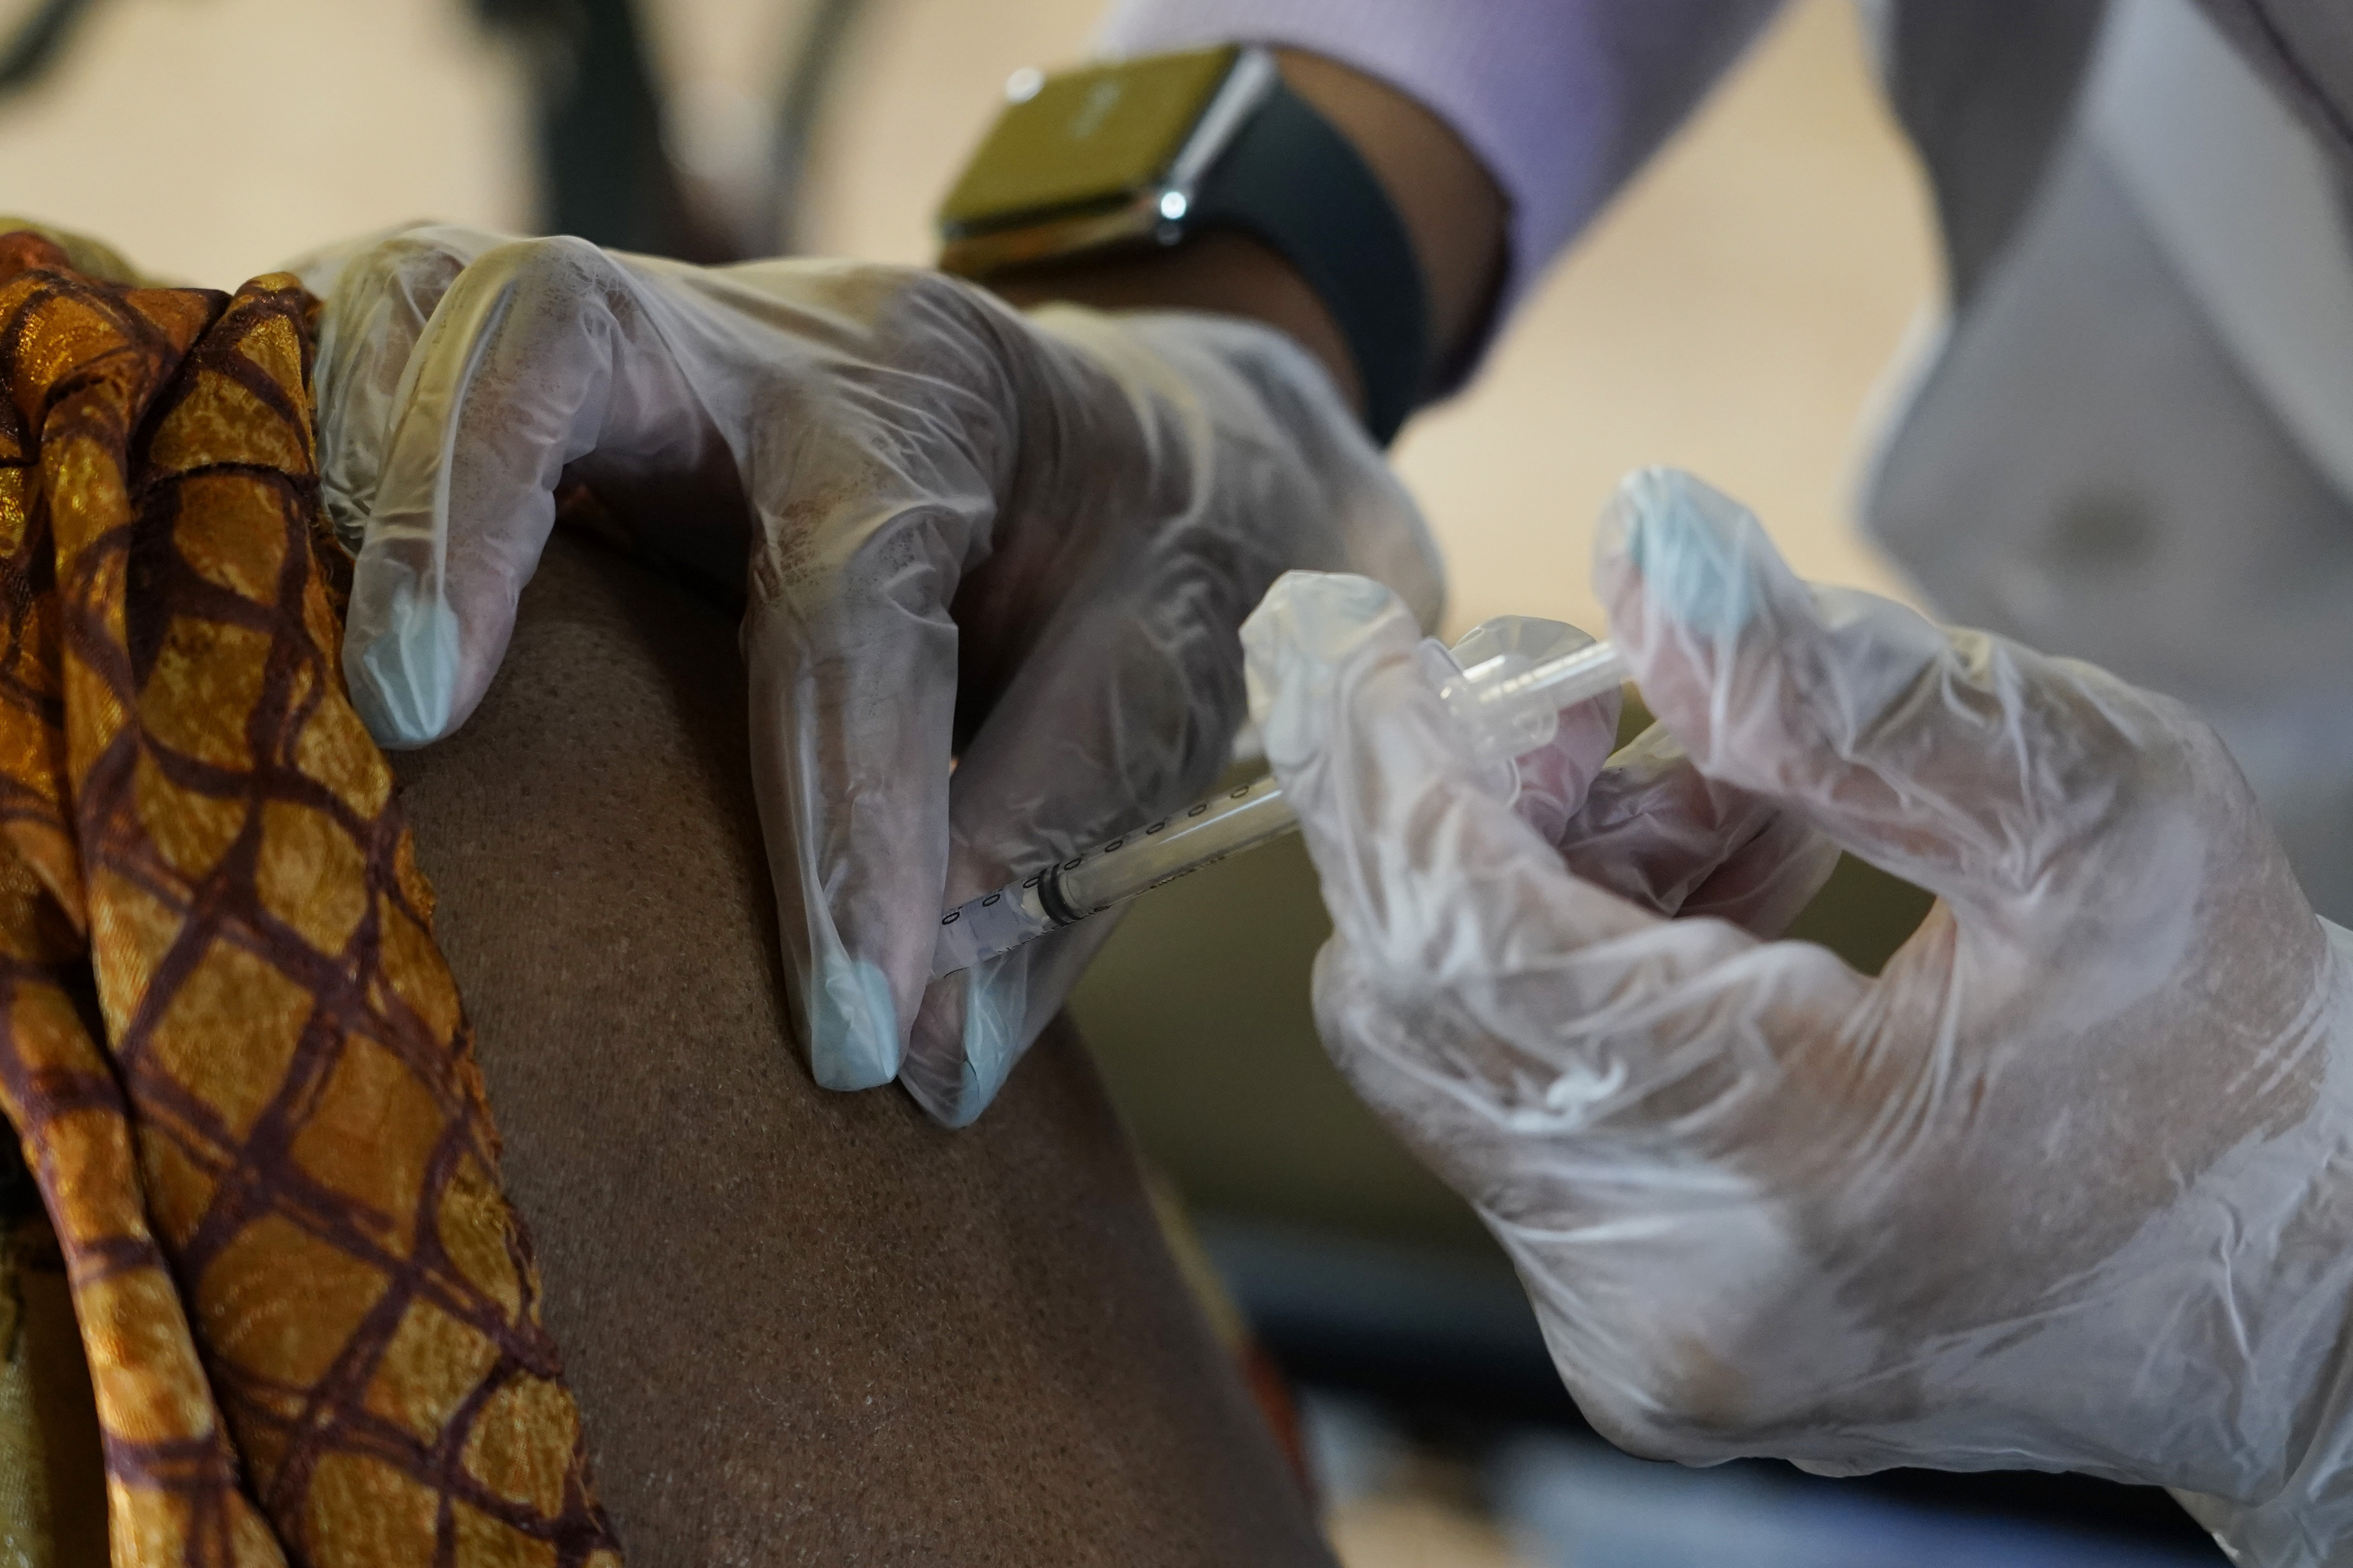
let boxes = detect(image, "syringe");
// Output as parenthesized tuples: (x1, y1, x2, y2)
(932, 616, 1629, 978)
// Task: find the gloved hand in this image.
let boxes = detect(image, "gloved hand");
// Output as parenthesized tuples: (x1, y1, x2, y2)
(1243, 468, 2353, 1567)
(299, 226, 1439, 1124)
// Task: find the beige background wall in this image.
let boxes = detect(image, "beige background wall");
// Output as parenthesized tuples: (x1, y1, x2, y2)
(0, 0, 532, 282)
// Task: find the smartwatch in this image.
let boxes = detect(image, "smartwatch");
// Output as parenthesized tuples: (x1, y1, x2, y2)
(935, 46, 1429, 444)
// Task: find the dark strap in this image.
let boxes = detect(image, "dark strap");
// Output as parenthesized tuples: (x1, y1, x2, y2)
(1192, 79, 1430, 445)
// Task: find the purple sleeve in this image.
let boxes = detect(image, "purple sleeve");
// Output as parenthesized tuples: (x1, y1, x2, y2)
(1097, 0, 1787, 344)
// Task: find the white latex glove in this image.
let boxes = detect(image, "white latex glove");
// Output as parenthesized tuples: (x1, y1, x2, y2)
(1243, 468, 2353, 1567)
(299, 226, 1439, 1124)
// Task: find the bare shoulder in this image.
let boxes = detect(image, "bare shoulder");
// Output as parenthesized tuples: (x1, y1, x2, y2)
(391, 534, 1330, 1567)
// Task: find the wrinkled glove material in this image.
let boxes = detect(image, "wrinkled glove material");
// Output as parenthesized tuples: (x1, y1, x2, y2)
(1244, 466, 2353, 1568)
(0, 232, 619, 1568)
(301, 227, 1441, 1122)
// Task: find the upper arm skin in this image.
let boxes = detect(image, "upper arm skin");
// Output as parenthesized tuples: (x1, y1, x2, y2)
(389, 533, 1331, 1567)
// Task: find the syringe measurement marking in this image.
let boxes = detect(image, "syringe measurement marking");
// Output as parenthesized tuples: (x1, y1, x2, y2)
(935, 779, 1288, 964)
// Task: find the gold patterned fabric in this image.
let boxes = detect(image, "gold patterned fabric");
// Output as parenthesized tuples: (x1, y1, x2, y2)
(0, 232, 620, 1568)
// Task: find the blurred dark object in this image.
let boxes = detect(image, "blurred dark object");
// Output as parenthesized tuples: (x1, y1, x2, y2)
(0, 1139, 32, 1228)
(0, 0, 102, 95)
(1206, 1218, 2222, 1558)
(758, 0, 861, 254)
(477, 0, 723, 258)
(475, 0, 862, 261)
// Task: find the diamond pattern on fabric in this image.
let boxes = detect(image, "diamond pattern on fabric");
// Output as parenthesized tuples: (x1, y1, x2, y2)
(0, 231, 621, 1568)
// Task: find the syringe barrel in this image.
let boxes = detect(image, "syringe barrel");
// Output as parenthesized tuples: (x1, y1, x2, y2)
(930, 774, 1297, 979)
(932, 622, 1628, 977)
(1050, 773, 1295, 916)
(931, 876, 1057, 977)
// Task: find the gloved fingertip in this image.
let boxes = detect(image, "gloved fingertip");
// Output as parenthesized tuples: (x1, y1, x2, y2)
(344, 580, 461, 749)
(950, 977, 1025, 1128)
(1243, 569, 1401, 656)
(808, 956, 903, 1091)
(1241, 570, 1413, 731)
(899, 967, 1023, 1127)
(1595, 468, 1784, 643)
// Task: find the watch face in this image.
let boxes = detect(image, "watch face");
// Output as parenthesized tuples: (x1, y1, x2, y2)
(938, 46, 1240, 237)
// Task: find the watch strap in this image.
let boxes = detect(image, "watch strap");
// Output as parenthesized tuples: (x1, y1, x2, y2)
(1191, 80, 1430, 445)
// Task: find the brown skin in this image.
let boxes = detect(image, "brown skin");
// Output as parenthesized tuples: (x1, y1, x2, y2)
(392, 533, 1333, 1567)
(992, 51, 1510, 417)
